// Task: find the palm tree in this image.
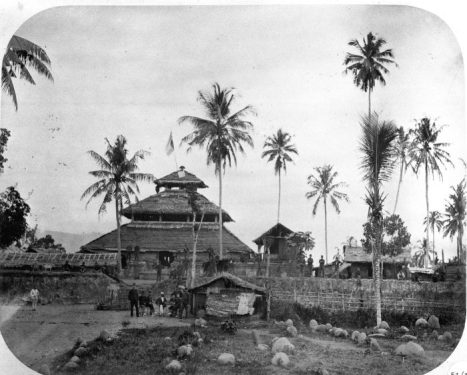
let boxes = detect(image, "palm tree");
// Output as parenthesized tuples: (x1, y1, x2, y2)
(81, 135, 153, 273)
(359, 113, 398, 326)
(344, 32, 397, 119)
(262, 129, 298, 224)
(408, 118, 453, 250)
(423, 210, 443, 259)
(306, 165, 349, 264)
(392, 127, 410, 214)
(2, 35, 53, 110)
(179, 83, 254, 260)
(443, 180, 466, 265)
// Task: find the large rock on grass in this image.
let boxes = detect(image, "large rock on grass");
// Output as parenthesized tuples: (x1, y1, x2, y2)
(428, 315, 440, 330)
(401, 334, 417, 341)
(399, 326, 410, 333)
(285, 319, 294, 327)
(309, 319, 318, 331)
(378, 321, 390, 330)
(218, 353, 235, 365)
(286, 326, 298, 337)
(325, 323, 332, 330)
(194, 318, 207, 328)
(177, 345, 193, 358)
(99, 330, 110, 341)
(316, 324, 328, 333)
(415, 318, 428, 328)
(439, 331, 453, 342)
(257, 344, 269, 351)
(351, 331, 360, 342)
(375, 328, 388, 335)
(357, 332, 367, 346)
(395, 341, 425, 357)
(63, 361, 79, 371)
(334, 328, 348, 338)
(271, 352, 290, 367)
(165, 360, 182, 371)
(70, 356, 80, 363)
(271, 337, 295, 354)
(74, 346, 88, 357)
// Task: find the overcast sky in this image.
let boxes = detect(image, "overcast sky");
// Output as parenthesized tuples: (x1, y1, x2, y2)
(1, 5, 465, 260)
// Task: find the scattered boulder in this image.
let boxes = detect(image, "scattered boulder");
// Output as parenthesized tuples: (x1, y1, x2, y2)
(401, 334, 417, 341)
(218, 353, 235, 365)
(177, 345, 193, 358)
(428, 315, 440, 330)
(375, 328, 388, 335)
(271, 337, 295, 354)
(74, 346, 88, 357)
(164, 336, 172, 342)
(79, 340, 88, 348)
(286, 326, 298, 337)
(70, 356, 80, 363)
(165, 360, 182, 371)
(325, 323, 332, 330)
(395, 341, 425, 357)
(368, 333, 386, 338)
(399, 326, 410, 333)
(316, 324, 328, 333)
(351, 331, 360, 342)
(194, 318, 207, 328)
(430, 330, 438, 339)
(334, 328, 349, 338)
(99, 330, 110, 341)
(415, 318, 428, 328)
(38, 364, 50, 375)
(379, 321, 390, 330)
(357, 332, 367, 346)
(63, 361, 79, 371)
(309, 319, 318, 331)
(285, 319, 294, 327)
(441, 331, 453, 342)
(370, 338, 381, 352)
(271, 352, 290, 367)
(257, 344, 269, 351)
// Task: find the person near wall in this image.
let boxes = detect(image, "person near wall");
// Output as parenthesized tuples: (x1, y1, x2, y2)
(30, 286, 39, 311)
(307, 255, 314, 277)
(178, 287, 189, 319)
(319, 255, 325, 277)
(155, 292, 167, 316)
(156, 262, 163, 282)
(128, 283, 139, 317)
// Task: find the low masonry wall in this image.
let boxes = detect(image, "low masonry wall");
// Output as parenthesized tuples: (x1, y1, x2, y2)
(0, 270, 119, 305)
(243, 277, 466, 317)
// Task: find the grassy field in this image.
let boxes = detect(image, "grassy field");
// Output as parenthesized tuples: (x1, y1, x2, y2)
(51, 319, 461, 375)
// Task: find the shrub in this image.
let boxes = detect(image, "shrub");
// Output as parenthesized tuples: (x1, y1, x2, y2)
(220, 319, 237, 334)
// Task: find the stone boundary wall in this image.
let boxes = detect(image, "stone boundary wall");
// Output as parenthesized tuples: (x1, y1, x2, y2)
(0, 270, 118, 305)
(243, 277, 466, 316)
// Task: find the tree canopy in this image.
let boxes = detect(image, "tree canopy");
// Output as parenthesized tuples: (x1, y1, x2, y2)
(0, 186, 30, 248)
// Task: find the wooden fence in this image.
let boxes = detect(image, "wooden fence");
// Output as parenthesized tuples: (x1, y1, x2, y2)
(0, 252, 117, 267)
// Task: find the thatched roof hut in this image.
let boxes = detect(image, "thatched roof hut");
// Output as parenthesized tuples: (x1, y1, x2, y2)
(343, 246, 411, 263)
(154, 166, 208, 190)
(253, 223, 295, 260)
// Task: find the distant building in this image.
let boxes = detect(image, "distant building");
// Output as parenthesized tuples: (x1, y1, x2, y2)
(341, 246, 411, 279)
(253, 223, 295, 261)
(81, 167, 253, 279)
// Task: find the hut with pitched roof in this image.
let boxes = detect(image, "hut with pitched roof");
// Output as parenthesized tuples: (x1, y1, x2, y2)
(81, 166, 253, 279)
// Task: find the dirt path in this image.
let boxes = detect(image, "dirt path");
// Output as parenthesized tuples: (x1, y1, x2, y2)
(0, 304, 191, 373)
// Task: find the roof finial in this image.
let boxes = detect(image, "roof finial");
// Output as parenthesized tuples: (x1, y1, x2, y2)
(178, 166, 186, 178)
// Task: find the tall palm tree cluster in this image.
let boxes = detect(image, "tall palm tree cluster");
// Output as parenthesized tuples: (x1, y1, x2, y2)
(344, 31, 463, 325)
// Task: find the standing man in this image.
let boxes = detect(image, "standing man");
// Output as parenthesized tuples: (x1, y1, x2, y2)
(319, 255, 325, 277)
(179, 287, 189, 319)
(155, 292, 167, 316)
(307, 255, 314, 277)
(30, 285, 39, 311)
(128, 283, 139, 317)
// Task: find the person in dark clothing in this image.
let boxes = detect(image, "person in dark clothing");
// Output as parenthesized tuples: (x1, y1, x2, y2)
(307, 255, 314, 277)
(179, 288, 189, 319)
(128, 283, 139, 317)
(156, 263, 163, 282)
(319, 255, 325, 277)
(155, 292, 167, 315)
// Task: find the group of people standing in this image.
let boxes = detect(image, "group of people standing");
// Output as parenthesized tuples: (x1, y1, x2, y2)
(128, 283, 189, 319)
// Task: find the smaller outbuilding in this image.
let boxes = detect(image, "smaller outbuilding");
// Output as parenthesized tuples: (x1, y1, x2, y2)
(189, 272, 266, 318)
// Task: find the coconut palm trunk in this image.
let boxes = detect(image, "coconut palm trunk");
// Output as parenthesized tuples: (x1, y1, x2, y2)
(425, 161, 430, 255)
(393, 163, 404, 215)
(115, 196, 122, 273)
(218, 155, 223, 261)
(373, 238, 382, 326)
(324, 195, 328, 264)
(277, 169, 281, 224)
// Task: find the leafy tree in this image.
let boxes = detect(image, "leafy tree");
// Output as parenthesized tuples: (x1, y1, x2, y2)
(362, 214, 411, 257)
(392, 127, 410, 214)
(286, 231, 315, 266)
(0, 129, 11, 173)
(306, 165, 349, 263)
(262, 129, 298, 224)
(2, 35, 53, 110)
(0, 186, 30, 248)
(344, 32, 397, 118)
(443, 180, 466, 264)
(179, 83, 254, 259)
(359, 113, 398, 326)
(408, 118, 453, 249)
(423, 210, 443, 259)
(81, 136, 153, 272)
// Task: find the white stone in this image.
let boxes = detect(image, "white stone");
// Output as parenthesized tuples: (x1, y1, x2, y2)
(286, 326, 298, 337)
(195, 318, 207, 327)
(309, 319, 318, 330)
(351, 331, 360, 342)
(415, 318, 428, 328)
(442, 331, 453, 342)
(99, 330, 110, 341)
(165, 360, 182, 371)
(70, 356, 80, 363)
(379, 321, 390, 330)
(316, 324, 328, 332)
(357, 332, 367, 346)
(285, 319, 294, 327)
(395, 341, 425, 357)
(370, 338, 381, 352)
(271, 352, 290, 367)
(177, 345, 193, 357)
(375, 328, 388, 335)
(271, 337, 295, 354)
(401, 334, 417, 341)
(257, 344, 269, 351)
(325, 323, 332, 330)
(399, 326, 410, 333)
(428, 315, 440, 330)
(218, 353, 235, 365)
